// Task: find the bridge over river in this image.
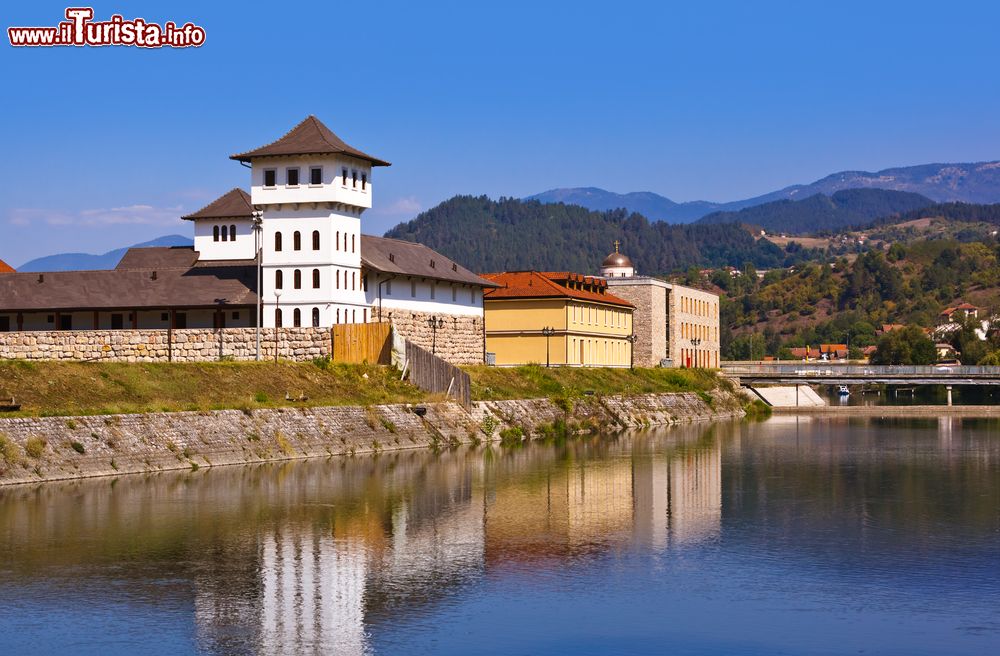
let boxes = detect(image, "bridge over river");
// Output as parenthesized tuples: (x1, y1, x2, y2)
(722, 362, 1000, 386)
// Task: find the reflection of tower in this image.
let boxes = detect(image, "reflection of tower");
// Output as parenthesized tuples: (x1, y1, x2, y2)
(259, 531, 369, 655)
(667, 443, 722, 545)
(633, 433, 723, 548)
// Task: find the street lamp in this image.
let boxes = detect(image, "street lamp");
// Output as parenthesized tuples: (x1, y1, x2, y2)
(427, 316, 444, 354)
(274, 290, 282, 363)
(252, 208, 263, 361)
(691, 337, 702, 369)
(541, 326, 555, 367)
(626, 333, 638, 369)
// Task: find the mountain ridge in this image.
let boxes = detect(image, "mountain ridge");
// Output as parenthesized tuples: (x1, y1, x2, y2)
(16, 235, 193, 272)
(527, 160, 1000, 223)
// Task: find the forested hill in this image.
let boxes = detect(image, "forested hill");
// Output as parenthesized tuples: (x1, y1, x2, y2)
(696, 189, 933, 234)
(384, 196, 787, 274)
(864, 201, 1000, 228)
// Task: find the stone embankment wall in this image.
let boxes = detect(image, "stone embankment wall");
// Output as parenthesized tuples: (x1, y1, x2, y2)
(380, 308, 484, 365)
(0, 389, 744, 486)
(0, 328, 331, 362)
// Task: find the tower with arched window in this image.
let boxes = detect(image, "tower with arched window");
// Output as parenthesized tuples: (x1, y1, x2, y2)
(229, 116, 390, 328)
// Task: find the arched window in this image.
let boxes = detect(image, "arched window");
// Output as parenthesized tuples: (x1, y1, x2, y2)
(275, 270, 283, 289)
(352, 271, 356, 290)
(352, 309, 356, 323)
(351, 234, 355, 252)
(294, 269, 302, 289)
(336, 270, 340, 289)
(343, 232, 348, 251)
(335, 231, 340, 250)
(293, 231, 301, 251)
(213, 225, 220, 242)
(312, 269, 320, 288)
(275, 308, 283, 327)
(363, 309, 367, 322)
(274, 232, 282, 251)
(230, 225, 236, 242)
(293, 308, 301, 327)
(336, 308, 340, 323)
(312, 307, 320, 327)
(221, 225, 228, 242)
(312, 230, 320, 250)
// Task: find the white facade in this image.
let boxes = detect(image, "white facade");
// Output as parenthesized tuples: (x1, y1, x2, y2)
(366, 276, 484, 319)
(193, 218, 255, 261)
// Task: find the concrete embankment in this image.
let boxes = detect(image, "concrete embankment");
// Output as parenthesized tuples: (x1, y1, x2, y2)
(772, 405, 1000, 417)
(0, 389, 745, 486)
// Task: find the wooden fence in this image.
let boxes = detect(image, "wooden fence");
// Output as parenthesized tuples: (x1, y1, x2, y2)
(405, 341, 471, 408)
(332, 322, 392, 364)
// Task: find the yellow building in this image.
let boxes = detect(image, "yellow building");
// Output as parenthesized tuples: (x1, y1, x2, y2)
(481, 271, 635, 367)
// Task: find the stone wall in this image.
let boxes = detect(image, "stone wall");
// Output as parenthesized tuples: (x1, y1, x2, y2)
(378, 307, 484, 365)
(0, 389, 745, 486)
(0, 327, 331, 362)
(608, 281, 669, 368)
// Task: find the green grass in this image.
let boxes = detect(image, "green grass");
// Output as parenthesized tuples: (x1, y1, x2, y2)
(466, 365, 723, 402)
(0, 360, 426, 418)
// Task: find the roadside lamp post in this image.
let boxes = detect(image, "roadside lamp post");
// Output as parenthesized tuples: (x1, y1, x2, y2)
(274, 291, 282, 363)
(691, 337, 702, 369)
(251, 208, 263, 361)
(427, 316, 444, 354)
(541, 326, 555, 367)
(626, 333, 638, 370)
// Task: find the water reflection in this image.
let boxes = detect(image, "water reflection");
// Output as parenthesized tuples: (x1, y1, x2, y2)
(1, 417, 998, 655)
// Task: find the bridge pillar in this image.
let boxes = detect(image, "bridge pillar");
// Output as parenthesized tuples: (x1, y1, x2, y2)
(946, 385, 953, 407)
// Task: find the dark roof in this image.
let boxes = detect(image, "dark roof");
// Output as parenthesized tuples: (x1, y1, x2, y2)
(360, 236, 498, 288)
(0, 258, 13, 274)
(230, 116, 391, 166)
(481, 271, 634, 308)
(181, 188, 253, 221)
(0, 247, 256, 312)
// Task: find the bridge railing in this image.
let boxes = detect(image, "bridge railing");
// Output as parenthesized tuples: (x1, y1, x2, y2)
(721, 362, 1000, 376)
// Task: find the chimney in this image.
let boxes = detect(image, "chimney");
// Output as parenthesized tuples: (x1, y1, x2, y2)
(37, 274, 44, 283)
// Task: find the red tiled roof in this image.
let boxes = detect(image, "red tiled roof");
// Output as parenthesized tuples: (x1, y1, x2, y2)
(481, 271, 634, 308)
(0, 258, 13, 274)
(181, 188, 253, 221)
(230, 116, 391, 166)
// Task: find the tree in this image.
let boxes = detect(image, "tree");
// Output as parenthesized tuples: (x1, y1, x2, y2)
(870, 326, 937, 365)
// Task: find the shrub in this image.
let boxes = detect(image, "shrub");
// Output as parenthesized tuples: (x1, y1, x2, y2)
(24, 437, 47, 459)
(480, 415, 499, 439)
(253, 391, 269, 404)
(499, 426, 524, 445)
(70, 441, 86, 454)
(66, 419, 78, 430)
(0, 434, 21, 465)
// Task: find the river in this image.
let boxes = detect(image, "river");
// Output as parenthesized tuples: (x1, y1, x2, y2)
(1, 417, 998, 655)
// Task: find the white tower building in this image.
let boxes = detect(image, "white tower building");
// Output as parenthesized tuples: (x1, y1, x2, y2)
(230, 116, 391, 328)
(599, 240, 635, 278)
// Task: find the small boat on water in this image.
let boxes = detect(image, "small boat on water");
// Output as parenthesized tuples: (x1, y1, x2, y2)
(838, 385, 851, 397)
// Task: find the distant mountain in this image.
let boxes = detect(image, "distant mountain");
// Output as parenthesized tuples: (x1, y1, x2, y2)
(384, 195, 788, 274)
(17, 235, 193, 272)
(527, 160, 1000, 223)
(696, 189, 934, 234)
(526, 188, 721, 223)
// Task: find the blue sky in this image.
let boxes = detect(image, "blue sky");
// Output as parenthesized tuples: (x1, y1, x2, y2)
(2, 0, 1000, 266)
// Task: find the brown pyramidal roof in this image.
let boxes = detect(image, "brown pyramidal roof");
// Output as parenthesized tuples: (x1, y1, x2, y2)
(181, 188, 253, 221)
(230, 116, 391, 166)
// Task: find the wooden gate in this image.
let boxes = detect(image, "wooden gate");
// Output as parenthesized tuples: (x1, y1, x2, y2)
(332, 322, 392, 364)
(405, 341, 471, 408)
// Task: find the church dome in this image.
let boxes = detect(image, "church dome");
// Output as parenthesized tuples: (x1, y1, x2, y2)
(601, 252, 634, 268)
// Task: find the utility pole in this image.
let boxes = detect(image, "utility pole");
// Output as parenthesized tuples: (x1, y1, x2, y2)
(252, 208, 263, 361)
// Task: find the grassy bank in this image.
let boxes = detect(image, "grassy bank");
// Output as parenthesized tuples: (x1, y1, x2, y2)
(0, 360, 426, 417)
(0, 360, 731, 418)
(466, 365, 723, 402)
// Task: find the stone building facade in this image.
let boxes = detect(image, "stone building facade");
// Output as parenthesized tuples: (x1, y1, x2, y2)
(605, 277, 721, 368)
